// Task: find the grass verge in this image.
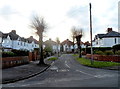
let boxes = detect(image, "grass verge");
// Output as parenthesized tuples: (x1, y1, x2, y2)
(48, 57, 57, 61)
(75, 56, 120, 68)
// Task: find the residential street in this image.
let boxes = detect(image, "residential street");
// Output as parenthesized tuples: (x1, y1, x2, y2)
(3, 54, 119, 87)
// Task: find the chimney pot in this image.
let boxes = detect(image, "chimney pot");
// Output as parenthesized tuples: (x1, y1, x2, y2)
(107, 28, 112, 33)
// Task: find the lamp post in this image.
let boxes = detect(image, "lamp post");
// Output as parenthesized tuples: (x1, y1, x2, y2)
(89, 3, 93, 65)
(76, 35, 82, 58)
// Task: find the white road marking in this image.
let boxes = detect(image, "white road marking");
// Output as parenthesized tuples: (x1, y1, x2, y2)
(76, 70, 116, 78)
(65, 61, 70, 68)
(21, 82, 44, 87)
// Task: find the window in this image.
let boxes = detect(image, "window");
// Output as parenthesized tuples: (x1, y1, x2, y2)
(21, 42, 22, 46)
(115, 38, 116, 44)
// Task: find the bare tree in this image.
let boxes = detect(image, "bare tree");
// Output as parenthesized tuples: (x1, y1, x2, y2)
(56, 37, 60, 57)
(30, 15, 47, 65)
(71, 26, 77, 53)
(74, 28, 83, 58)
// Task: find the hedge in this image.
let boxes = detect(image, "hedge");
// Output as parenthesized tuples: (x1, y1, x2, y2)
(82, 47, 112, 54)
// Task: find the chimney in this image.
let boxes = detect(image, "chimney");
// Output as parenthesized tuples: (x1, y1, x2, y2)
(11, 30, 16, 34)
(107, 28, 112, 33)
(30, 36, 33, 39)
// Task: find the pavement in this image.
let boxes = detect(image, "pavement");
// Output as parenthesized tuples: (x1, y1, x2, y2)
(2, 56, 56, 84)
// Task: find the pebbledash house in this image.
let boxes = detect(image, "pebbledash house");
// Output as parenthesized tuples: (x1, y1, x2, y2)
(1, 30, 39, 52)
(92, 28, 120, 47)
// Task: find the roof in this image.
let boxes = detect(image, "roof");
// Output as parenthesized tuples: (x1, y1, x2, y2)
(95, 31, 120, 39)
(61, 39, 73, 46)
(84, 41, 90, 46)
(104, 31, 120, 37)
(0, 31, 2, 37)
(1, 30, 39, 44)
(27, 36, 39, 44)
(44, 38, 57, 45)
(2, 30, 20, 40)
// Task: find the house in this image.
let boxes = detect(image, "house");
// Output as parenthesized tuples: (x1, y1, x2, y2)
(61, 39, 73, 52)
(2, 30, 39, 52)
(43, 38, 60, 53)
(27, 36, 39, 51)
(92, 28, 120, 47)
(0, 31, 2, 51)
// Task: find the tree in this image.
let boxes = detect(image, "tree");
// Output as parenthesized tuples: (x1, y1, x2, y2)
(30, 15, 47, 65)
(71, 27, 77, 53)
(56, 37, 60, 57)
(75, 28, 83, 58)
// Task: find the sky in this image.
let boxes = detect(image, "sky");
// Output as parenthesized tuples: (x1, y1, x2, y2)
(0, 0, 119, 42)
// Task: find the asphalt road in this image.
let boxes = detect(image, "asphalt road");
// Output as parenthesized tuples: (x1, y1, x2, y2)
(3, 54, 119, 87)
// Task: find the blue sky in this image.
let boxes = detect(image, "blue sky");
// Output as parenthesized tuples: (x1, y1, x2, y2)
(0, 0, 119, 42)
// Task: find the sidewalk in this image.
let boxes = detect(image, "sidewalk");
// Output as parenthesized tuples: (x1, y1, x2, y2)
(2, 56, 56, 84)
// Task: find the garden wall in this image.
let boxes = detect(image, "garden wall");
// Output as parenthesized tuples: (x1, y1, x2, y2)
(2, 52, 40, 69)
(2, 56, 29, 69)
(86, 54, 120, 62)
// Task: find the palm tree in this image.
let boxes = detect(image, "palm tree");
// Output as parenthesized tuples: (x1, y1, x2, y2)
(30, 15, 47, 65)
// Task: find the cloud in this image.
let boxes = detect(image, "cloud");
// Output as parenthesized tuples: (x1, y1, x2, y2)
(0, 0, 119, 42)
(0, 5, 19, 20)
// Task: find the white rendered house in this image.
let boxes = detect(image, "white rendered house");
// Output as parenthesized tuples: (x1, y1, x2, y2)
(92, 28, 120, 47)
(2, 30, 39, 52)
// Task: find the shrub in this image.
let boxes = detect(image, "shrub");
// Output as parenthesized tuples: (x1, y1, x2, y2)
(11, 49, 29, 56)
(44, 46, 53, 57)
(104, 50, 114, 55)
(84, 47, 112, 54)
(115, 50, 120, 55)
(48, 57, 57, 61)
(2, 52, 16, 57)
(113, 44, 120, 51)
(94, 51, 104, 55)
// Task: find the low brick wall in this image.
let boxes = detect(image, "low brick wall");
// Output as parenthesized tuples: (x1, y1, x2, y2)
(2, 56, 29, 69)
(86, 54, 120, 62)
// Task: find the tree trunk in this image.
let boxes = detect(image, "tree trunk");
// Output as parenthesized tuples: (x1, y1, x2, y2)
(72, 37, 75, 53)
(38, 33, 45, 65)
(79, 39, 82, 58)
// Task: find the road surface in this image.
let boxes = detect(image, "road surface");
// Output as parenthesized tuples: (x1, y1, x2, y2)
(3, 54, 119, 87)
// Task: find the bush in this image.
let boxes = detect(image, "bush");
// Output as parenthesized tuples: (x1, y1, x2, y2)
(11, 49, 29, 56)
(84, 47, 112, 54)
(104, 50, 114, 55)
(44, 46, 53, 57)
(113, 44, 120, 52)
(2, 52, 16, 57)
(48, 57, 57, 61)
(94, 51, 104, 55)
(115, 50, 120, 55)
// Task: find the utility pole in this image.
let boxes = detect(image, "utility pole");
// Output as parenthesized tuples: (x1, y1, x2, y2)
(89, 3, 93, 65)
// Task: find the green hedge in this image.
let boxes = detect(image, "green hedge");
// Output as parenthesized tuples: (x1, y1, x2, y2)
(11, 49, 29, 56)
(2, 52, 16, 57)
(113, 44, 120, 53)
(82, 47, 112, 54)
